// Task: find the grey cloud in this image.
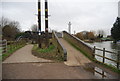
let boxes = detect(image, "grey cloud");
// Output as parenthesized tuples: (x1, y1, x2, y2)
(1, 0, 119, 35)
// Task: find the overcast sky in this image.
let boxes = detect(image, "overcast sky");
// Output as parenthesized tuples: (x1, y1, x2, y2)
(1, 0, 120, 35)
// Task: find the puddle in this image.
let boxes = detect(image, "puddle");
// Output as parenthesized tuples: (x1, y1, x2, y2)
(83, 66, 118, 79)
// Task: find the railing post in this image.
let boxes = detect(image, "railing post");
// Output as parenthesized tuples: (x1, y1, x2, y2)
(103, 48, 105, 64)
(5, 40, 7, 52)
(93, 46, 96, 58)
(117, 50, 120, 69)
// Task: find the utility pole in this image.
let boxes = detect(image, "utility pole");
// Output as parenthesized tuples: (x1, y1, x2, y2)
(45, 0, 49, 47)
(38, 0, 41, 48)
(68, 22, 71, 34)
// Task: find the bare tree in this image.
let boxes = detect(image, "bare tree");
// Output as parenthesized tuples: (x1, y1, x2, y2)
(1, 17, 21, 40)
(31, 24, 38, 32)
(97, 29, 105, 38)
(0, 17, 9, 28)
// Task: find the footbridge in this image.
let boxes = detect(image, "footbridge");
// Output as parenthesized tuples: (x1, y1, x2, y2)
(52, 31, 120, 79)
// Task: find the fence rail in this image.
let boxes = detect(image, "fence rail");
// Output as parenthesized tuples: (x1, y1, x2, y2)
(0, 40, 7, 53)
(0, 39, 26, 54)
(93, 46, 120, 69)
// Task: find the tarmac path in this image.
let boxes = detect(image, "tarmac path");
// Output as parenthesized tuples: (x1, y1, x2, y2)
(2, 43, 119, 79)
(59, 38, 91, 66)
(3, 44, 52, 63)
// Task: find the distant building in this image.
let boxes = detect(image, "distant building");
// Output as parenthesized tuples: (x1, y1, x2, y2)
(81, 31, 88, 35)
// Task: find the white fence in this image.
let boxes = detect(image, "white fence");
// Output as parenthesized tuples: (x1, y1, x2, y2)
(0, 40, 7, 54)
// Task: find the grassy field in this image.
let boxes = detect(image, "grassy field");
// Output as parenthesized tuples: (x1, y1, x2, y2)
(32, 44, 64, 62)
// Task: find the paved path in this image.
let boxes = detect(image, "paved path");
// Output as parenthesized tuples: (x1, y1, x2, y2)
(3, 44, 52, 63)
(2, 43, 119, 79)
(3, 63, 100, 79)
(59, 38, 91, 66)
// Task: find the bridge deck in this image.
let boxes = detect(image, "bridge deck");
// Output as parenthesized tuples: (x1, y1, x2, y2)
(59, 38, 91, 66)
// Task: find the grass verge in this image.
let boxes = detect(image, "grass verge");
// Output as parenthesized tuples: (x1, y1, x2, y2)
(64, 37, 120, 74)
(32, 44, 64, 62)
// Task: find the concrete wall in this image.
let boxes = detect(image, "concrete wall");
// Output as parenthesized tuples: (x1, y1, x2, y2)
(63, 31, 94, 58)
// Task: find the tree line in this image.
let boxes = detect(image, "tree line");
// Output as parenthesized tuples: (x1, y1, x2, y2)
(74, 30, 108, 42)
(0, 17, 21, 41)
(111, 17, 120, 43)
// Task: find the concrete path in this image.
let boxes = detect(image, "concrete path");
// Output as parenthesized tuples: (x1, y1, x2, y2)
(3, 63, 100, 79)
(2, 43, 119, 79)
(59, 38, 91, 66)
(3, 44, 52, 63)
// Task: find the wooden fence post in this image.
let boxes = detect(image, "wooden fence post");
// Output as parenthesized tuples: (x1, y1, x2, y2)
(11, 42, 13, 50)
(103, 48, 105, 64)
(117, 50, 120, 69)
(93, 46, 96, 58)
(5, 40, 7, 52)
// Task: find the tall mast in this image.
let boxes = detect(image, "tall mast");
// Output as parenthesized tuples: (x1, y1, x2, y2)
(45, 0, 48, 32)
(38, 0, 41, 34)
(38, 0, 41, 48)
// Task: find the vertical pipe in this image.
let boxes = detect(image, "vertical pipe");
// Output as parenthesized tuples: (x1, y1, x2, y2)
(44, 0, 49, 47)
(45, 0, 48, 33)
(38, 0, 41, 48)
(38, 0, 41, 33)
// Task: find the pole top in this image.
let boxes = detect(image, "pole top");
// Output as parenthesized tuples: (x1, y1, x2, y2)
(38, 0, 41, 2)
(68, 22, 71, 25)
(45, 0, 48, 2)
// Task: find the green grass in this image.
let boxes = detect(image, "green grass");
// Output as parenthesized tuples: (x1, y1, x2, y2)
(95, 61, 120, 73)
(32, 44, 64, 62)
(64, 37, 120, 74)
(64, 37, 95, 61)
(37, 45, 55, 53)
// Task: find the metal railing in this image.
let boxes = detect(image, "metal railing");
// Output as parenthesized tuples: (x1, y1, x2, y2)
(93, 46, 120, 69)
(53, 31, 67, 61)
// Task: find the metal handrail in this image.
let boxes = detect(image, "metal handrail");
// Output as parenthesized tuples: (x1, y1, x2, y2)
(53, 31, 67, 61)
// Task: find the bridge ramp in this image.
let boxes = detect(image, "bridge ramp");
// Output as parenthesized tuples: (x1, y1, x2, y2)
(59, 38, 91, 66)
